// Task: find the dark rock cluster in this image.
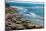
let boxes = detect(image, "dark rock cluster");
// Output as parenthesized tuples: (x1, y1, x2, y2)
(5, 7, 44, 31)
(5, 13, 43, 31)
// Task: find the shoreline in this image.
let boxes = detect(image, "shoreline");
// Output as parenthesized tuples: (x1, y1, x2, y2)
(5, 7, 44, 31)
(5, 13, 44, 30)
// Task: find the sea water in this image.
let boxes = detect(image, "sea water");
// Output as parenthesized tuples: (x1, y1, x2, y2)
(7, 2, 44, 26)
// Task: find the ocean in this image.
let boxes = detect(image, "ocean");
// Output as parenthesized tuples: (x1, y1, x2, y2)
(6, 2, 44, 26)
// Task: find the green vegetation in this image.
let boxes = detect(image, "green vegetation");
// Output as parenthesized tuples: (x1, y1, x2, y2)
(6, 10, 16, 14)
(8, 10, 16, 14)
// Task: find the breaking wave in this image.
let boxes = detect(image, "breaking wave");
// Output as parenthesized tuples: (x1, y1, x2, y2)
(10, 6, 44, 26)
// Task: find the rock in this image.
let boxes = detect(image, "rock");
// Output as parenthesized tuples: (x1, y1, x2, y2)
(11, 23, 16, 28)
(35, 25, 43, 28)
(16, 20, 22, 24)
(9, 23, 16, 30)
(23, 23, 35, 29)
(6, 27, 12, 30)
(5, 13, 43, 30)
(14, 13, 21, 17)
(15, 24, 26, 29)
(20, 19, 26, 21)
(6, 21, 11, 26)
(27, 23, 35, 28)
(12, 18, 16, 20)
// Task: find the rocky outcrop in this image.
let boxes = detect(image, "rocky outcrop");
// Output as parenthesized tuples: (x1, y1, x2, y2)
(5, 13, 43, 31)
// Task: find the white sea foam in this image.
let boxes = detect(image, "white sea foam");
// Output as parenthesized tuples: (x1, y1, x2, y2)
(31, 6, 43, 9)
(10, 6, 43, 19)
(22, 13, 44, 26)
(10, 6, 44, 25)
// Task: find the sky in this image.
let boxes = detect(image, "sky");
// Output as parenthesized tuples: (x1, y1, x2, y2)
(6, 0, 44, 4)
(6, 0, 44, 2)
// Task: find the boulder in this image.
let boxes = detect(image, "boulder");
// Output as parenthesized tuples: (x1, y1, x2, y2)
(15, 24, 26, 29)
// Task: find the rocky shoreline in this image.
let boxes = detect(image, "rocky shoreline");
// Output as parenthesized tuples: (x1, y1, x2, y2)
(5, 7, 44, 31)
(5, 13, 43, 31)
